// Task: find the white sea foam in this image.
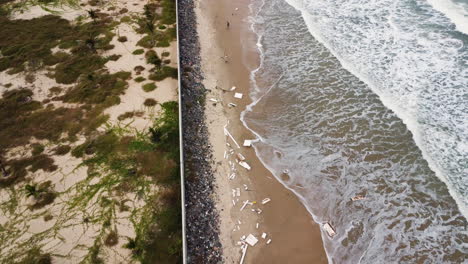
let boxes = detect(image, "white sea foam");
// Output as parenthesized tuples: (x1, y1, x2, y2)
(283, 0, 468, 218)
(427, 0, 468, 35)
(243, 0, 468, 262)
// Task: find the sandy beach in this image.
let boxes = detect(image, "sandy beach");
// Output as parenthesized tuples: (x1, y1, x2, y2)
(194, 0, 328, 262)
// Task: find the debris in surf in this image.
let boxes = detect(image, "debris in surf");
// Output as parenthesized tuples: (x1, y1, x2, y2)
(351, 195, 365, 201)
(236, 153, 246, 161)
(234, 92, 243, 99)
(239, 161, 251, 170)
(245, 234, 258, 246)
(323, 222, 336, 237)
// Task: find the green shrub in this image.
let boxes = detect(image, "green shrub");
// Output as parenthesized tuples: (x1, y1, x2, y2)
(142, 83, 157, 92)
(134, 76, 146, 83)
(132, 49, 144, 55)
(145, 50, 161, 67)
(54, 145, 71, 155)
(143, 98, 157, 107)
(148, 66, 177, 81)
(118, 36, 128, 42)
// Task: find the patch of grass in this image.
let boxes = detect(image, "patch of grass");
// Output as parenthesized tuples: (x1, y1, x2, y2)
(161, 51, 170, 57)
(0, 15, 73, 73)
(160, 0, 176, 25)
(148, 66, 177, 81)
(132, 49, 144, 55)
(54, 145, 71, 155)
(143, 98, 157, 107)
(142, 83, 157, 92)
(31, 144, 45, 155)
(134, 76, 146, 83)
(146, 50, 162, 67)
(107, 54, 121, 61)
(117, 111, 135, 121)
(62, 71, 128, 107)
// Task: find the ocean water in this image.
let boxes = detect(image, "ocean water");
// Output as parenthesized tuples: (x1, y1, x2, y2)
(242, 0, 468, 262)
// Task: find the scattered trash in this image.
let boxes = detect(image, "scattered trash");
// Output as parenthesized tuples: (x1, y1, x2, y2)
(209, 98, 218, 103)
(239, 161, 251, 170)
(261, 198, 271, 205)
(261, 233, 267, 239)
(256, 223, 259, 229)
(237, 153, 246, 161)
(231, 86, 237, 91)
(243, 140, 252, 147)
(224, 127, 241, 148)
(323, 222, 336, 237)
(240, 200, 250, 211)
(228, 103, 237, 108)
(239, 244, 248, 264)
(236, 188, 241, 197)
(243, 184, 248, 190)
(234, 93, 243, 99)
(246, 234, 258, 246)
(256, 209, 262, 214)
(266, 239, 272, 245)
(351, 195, 365, 201)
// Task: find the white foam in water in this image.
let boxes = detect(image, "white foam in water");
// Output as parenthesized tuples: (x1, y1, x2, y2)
(242, 0, 468, 262)
(427, 0, 468, 35)
(283, 0, 468, 216)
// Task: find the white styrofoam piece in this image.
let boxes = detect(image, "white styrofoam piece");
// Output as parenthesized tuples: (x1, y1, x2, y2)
(239, 161, 251, 170)
(234, 92, 243, 99)
(246, 234, 258, 246)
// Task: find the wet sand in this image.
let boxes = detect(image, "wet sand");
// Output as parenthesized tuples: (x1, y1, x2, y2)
(196, 0, 328, 262)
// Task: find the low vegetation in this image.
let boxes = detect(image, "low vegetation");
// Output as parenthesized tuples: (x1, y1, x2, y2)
(0, 0, 181, 262)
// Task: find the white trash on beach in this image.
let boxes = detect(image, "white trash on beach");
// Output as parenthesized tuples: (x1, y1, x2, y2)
(239, 161, 251, 170)
(246, 234, 258, 246)
(261, 198, 271, 205)
(323, 222, 337, 237)
(266, 239, 272, 245)
(261, 233, 267, 239)
(231, 86, 237, 91)
(256, 223, 259, 229)
(236, 188, 241, 197)
(228, 103, 237, 108)
(243, 140, 252, 147)
(240, 200, 250, 211)
(209, 98, 218, 102)
(237, 153, 246, 161)
(239, 244, 248, 264)
(234, 93, 243, 99)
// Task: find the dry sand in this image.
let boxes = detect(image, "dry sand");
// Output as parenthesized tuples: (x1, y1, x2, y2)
(196, 0, 328, 263)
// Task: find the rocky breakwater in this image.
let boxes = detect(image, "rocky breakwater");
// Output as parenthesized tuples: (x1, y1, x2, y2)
(178, 0, 223, 263)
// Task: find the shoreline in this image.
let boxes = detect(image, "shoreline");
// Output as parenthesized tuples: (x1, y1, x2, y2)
(195, 0, 328, 263)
